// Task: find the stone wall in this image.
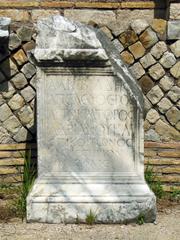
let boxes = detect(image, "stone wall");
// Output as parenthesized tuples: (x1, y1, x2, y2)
(0, 0, 179, 187)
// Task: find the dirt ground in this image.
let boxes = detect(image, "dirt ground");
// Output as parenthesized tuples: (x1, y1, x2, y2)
(0, 203, 179, 240)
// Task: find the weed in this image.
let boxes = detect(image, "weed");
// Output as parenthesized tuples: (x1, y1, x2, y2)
(145, 163, 164, 199)
(12, 150, 36, 220)
(137, 213, 145, 225)
(170, 188, 180, 200)
(85, 209, 97, 225)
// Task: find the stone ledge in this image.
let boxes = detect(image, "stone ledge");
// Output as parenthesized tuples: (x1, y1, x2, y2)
(0, 1, 163, 9)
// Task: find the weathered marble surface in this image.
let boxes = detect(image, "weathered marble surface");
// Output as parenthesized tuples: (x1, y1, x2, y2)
(27, 15, 156, 223)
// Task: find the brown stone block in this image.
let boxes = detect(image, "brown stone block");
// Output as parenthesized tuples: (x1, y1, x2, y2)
(121, 2, 155, 9)
(139, 28, 158, 49)
(138, 75, 154, 94)
(118, 30, 138, 48)
(0, 1, 39, 8)
(0, 10, 30, 21)
(144, 141, 180, 149)
(31, 9, 61, 21)
(151, 19, 167, 36)
(0, 143, 36, 150)
(162, 185, 180, 192)
(155, 175, 180, 183)
(23, 41, 36, 53)
(0, 167, 19, 175)
(145, 159, 180, 165)
(128, 41, 146, 59)
(158, 151, 180, 158)
(1, 174, 22, 183)
(40, 1, 74, 8)
(120, 51, 134, 65)
(12, 49, 28, 66)
(0, 158, 24, 166)
(144, 150, 157, 157)
(75, 2, 121, 9)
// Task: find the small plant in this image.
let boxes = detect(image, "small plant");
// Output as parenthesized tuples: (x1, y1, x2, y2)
(145, 163, 164, 199)
(137, 213, 145, 225)
(85, 209, 97, 225)
(170, 188, 180, 200)
(12, 150, 36, 220)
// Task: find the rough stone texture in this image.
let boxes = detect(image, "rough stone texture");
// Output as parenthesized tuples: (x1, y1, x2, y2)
(138, 75, 154, 94)
(145, 129, 160, 142)
(21, 86, 35, 103)
(27, 15, 155, 224)
(21, 62, 36, 79)
(10, 72, 28, 89)
(159, 75, 174, 92)
(155, 119, 180, 141)
(166, 107, 180, 126)
(0, 103, 12, 122)
(130, 62, 145, 80)
(0, 58, 18, 78)
(128, 41, 145, 59)
(159, 52, 176, 69)
(0, 17, 11, 38)
(170, 40, 180, 58)
(12, 49, 28, 66)
(170, 3, 180, 20)
(148, 63, 165, 81)
(147, 85, 164, 105)
(17, 105, 33, 125)
(170, 62, 180, 79)
(150, 41, 167, 59)
(168, 21, 180, 40)
(130, 19, 149, 35)
(120, 51, 134, 65)
(16, 25, 33, 42)
(146, 109, 160, 124)
(9, 33, 21, 50)
(151, 19, 166, 39)
(157, 98, 173, 114)
(140, 53, 156, 69)
(8, 93, 25, 111)
(0, 81, 15, 99)
(119, 30, 138, 48)
(3, 115, 21, 135)
(100, 26, 113, 40)
(139, 28, 158, 49)
(167, 86, 180, 103)
(13, 126, 29, 142)
(112, 39, 124, 53)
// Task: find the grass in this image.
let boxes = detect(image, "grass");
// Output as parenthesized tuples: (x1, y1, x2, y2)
(85, 209, 97, 225)
(145, 163, 165, 199)
(11, 150, 36, 220)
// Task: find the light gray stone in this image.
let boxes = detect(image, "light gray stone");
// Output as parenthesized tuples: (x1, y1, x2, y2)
(11, 72, 28, 89)
(145, 129, 160, 142)
(129, 62, 145, 80)
(21, 86, 35, 102)
(170, 3, 180, 20)
(16, 25, 33, 42)
(157, 98, 173, 114)
(144, 96, 152, 115)
(166, 107, 180, 126)
(130, 19, 149, 35)
(140, 53, 156, 69)
(112, 39, 124, 53)
(30, 75, 36, 89)
(0, 81, 15, 99)
(146, 109, 160, 124)
(13, 126, 30, 142)
(168, 21, 180, 40)
(167, 86, 180, 103)
(150, 41, 167, 59)
(21, 63, 36, 79)
(159, 52, 176, 69)
(27, 16, 155, 224)
(177, 100, 180, 109)
(147, 85, 164, 105)
(8, 93, 25, 110)
(159, 76, 174, 92)
(3, 115, 21, 134)
(148, 63, 165, 81)
(0, 103, 12, 122)
(17, 105, 34, 125)
(0, 17, 11, 38)
(170, 62, 180, 79)
(0, 126, 13, 144)
(100, 26, 113, 40)
(170, 40, 180, 58)
(9, 33, 21, 50)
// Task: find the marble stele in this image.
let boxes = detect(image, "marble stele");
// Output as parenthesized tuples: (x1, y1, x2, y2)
(27, 15, 156, 223)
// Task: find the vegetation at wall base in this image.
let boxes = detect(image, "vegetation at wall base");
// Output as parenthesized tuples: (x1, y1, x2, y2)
(145, 163, 165, 199)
